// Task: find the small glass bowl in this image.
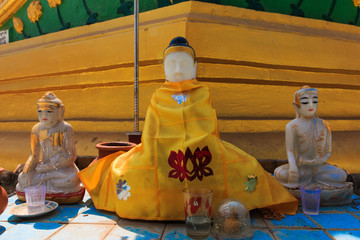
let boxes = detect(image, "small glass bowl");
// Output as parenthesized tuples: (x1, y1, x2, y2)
(212, 198, 253, 239)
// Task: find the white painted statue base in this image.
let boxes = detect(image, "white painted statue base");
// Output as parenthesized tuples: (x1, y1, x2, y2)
(288, 182, 353, 207)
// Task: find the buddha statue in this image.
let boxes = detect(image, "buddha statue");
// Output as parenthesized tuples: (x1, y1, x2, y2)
(163, 38, 196, 83)
(274, 86, 353, 205)
(16, 92, 84, 204)
(79, 37, 298, 220)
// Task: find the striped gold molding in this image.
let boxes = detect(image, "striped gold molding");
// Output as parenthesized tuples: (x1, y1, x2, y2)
(0, 119, 359, 133)
(0, 0, 27, 27)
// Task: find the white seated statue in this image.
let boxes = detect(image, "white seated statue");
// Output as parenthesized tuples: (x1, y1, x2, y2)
(16, 92, 84, 204)
(77, 37, 298, 220)
(274, 86, 353, 205)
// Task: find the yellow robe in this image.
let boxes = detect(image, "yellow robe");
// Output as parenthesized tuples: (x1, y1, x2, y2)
(78, 79, 297, 220)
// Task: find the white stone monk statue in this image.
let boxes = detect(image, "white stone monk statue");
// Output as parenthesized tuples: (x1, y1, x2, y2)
(16, 92, 84, 204)
(274, 86, 352, 205)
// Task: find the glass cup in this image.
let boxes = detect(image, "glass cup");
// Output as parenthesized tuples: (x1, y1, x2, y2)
(24, 185, 46, 214)
(183, 188, 213, 239)
(300, 186, 321, 215)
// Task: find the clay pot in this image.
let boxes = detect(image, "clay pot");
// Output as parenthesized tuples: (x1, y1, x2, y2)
(90, 141, 137, 166)
(0, 186, 8, 215)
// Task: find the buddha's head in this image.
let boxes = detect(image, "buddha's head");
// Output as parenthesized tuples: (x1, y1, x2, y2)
(37, 92, 64, 127)
(163, 37, 197, 82)
(293, 86, 318, 118)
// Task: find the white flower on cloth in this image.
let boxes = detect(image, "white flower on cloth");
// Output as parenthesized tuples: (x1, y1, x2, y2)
(116, 179, 131, 201)
(172, 93, 189, 104)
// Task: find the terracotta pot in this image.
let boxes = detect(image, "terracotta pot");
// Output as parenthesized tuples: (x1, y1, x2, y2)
(0, 186, 8, 215)
(90, 141, 137, 166)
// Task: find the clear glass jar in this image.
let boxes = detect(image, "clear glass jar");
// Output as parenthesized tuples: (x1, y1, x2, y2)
(213, 198, 253, 239)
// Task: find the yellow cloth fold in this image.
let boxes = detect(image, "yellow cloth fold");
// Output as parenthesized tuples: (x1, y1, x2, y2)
(79, 79, 298, 220)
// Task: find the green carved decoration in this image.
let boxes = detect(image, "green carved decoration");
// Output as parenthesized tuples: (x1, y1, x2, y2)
(246, 0, 265, 11)
(0, 0, 359, 43)
(27, 0, 46, 35)
(350, 7, 359, 24)
(13, 17, 30, 38)
(46, 0, 70, 30)
(322, 0, 337, 21)
(81, 0, 98, 25)
(290, 0, 305, 17)
(350, 0, 360, 25)
(117, 0, 133, 16)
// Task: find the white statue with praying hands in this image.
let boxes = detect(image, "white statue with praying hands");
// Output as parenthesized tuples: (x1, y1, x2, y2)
(16, 92, 85, 204)
(274, 86, 353, 206)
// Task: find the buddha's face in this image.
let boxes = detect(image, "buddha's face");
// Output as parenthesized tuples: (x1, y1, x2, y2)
(164, 51, 196, 82)
(37, 105, 61, 127)
(297, 92, 318, 118)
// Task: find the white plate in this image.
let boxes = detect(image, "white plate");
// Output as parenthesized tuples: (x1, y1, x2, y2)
(9, 201, 58, 218)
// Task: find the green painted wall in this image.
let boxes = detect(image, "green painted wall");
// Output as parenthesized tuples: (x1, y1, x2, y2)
(1, 0, 359, 43)
(220, 0, 358, 24)
(0, 0, 158, 42)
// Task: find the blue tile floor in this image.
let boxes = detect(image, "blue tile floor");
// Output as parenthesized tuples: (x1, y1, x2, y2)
(1, 191, 359, 240)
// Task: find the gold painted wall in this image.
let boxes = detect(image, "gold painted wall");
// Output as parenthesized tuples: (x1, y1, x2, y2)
(0, 1, 359, 173)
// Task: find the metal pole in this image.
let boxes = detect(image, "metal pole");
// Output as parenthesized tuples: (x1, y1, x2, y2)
(134, 0, 139, 132)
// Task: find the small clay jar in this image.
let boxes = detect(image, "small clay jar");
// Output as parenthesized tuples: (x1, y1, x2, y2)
(91, 141, 137, 165)
(0, 186, 8, 215)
